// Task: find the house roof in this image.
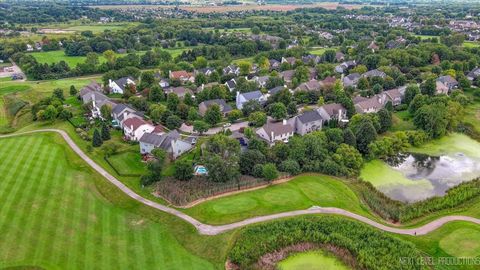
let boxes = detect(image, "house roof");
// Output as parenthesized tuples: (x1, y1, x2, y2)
(112, 103, 135, 115)
(297, 110, 323, 124)
(164, 86, 192, 97)
(268, 86, 285, 95)
(467, 67, 480, 79)
(240, 90, 263, 100)
(261, 121, 294, 140)
(200, 99, 232, 113)
(319, 103, 345, 117)
(170, 70, 192, 79)
(124, 117, 149, 131)
(354, 95, 384, 111)
(320, 76, 336, 87)
(297, 80, 321, 91)
(384, 86, 406, 100)
(225, 79, 236, 89)
(139, 130, 182, 150)
(362, 69, 386, 78)
(281, 70, 295, 81)
(437, 75, 458, 85)
(114, 76, 135, 91)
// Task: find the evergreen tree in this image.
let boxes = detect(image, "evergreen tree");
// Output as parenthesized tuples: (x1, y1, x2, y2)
(69, 85, 77, 96)
(101, 124, 111, 141)
(92, 129, 103, 147)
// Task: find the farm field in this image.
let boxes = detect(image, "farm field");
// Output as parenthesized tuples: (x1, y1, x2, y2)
(185, 175, 374, 225)
(0, 133, 219, 270)
(278, 250, 349, 270)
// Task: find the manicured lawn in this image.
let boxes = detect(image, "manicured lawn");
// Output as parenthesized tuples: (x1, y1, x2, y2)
(409, 133, 480, 159)
(414, 34, 439, 40)
(63, 23, 137, 33)
(185, 175, 374, 225)
(0, 76, 101, 97)
(309, 47, 338, 56)
(278, 250, 350, 270)
(0, 133, 217, 269)
(29, 50, 107, 67)
(166, 47, 192, 58)
(107, 151, 146, 175)
(464, 41, 480, 48)
(0, 96, 7, 127)
(390, 110, 415, 131)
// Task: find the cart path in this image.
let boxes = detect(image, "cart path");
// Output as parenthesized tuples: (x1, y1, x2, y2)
(2, 129, 480, 235)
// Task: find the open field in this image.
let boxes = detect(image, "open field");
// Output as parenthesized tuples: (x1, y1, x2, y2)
(0, 133, 219, 269)
(278, 250, 349, 270)
(185, 175, 374, 225)
(464, 41, 480, 48)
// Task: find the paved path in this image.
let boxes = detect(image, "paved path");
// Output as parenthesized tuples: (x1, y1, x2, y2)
(2, 129, 480, 236)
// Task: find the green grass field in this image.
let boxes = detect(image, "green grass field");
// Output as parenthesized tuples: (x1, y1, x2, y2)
(464, 41, 480, 48)
(0, 133, 217, 269)
(278, 250, 349, 270)
(28, 51, 104, 67)
(0, 97, 7, 127)
(107, 151, 146, 175)
(185, 175, 374, 225)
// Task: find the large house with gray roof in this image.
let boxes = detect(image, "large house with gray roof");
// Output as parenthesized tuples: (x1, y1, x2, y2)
(199, 99, 232, 116)
(108, 76, 135, 94)
(342, 73, 361, 88)
(256, 120, 295, 146)
(290, 110, 324, 135)
(80, 82, 116, 120)
(361, 69, 387, 79)
(317, 103, 348, 122)
(139, 130, 193, 159)
(236, 90, 267, 109)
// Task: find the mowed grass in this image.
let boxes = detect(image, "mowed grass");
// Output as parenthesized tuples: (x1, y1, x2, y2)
(0, 133, 215, 270)
(185, 175, 373, 225)
(0, 97, 7, 126)
(28, 50, 103, 67)
(107, 151, 146, 175)
(278, 250, 350, 270)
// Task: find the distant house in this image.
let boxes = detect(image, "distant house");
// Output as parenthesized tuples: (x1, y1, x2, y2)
(108, 77, 135, 94)
(164, 86, 192, 98)
(342, 73, 361, 88)
(302, 54, 321, 65)
(467, 67, 480, 81)
(436, 81, 449, 95)
(268, 85, 287, 96)
(280, 70, 295, 83)
(290, 110, 324, 135)
(383, 86, 406, 106)
(197, 82, 219, 92)
(154, 72, 170, 88)
(437, 75, 458, 91)
(354, 95, 387, 114)
(139, 130, 193, 159)
(335, 60, 357, 74)
(252, 76, 270, 88)
(123, 117, 155, 141)
(362, 69, 387, 79)
(320, 76, 337, 89)
(199, 99, 232, 116)
(281, 57, 297, 66)
(256, 120, 295, 146)
(317, 103, 347, 121)
(236, 90, 267, 109)
(269, 59, 281, 70)
(80, 85, 116, 119)
(335, 52, 345, 62)
(225, 79, 237, 92)
(169, 70, 195, 83)
(196, 67, 215, 76)
(296, 80, 321, 92)
(223, 65, 240, 76)
(368, 41, 379, 52)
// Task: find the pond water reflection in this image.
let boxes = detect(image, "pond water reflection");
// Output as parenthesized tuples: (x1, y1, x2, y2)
(383, 152, 480, 202)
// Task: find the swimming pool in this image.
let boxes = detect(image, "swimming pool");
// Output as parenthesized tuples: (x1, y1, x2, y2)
(194, 165, 208, 175)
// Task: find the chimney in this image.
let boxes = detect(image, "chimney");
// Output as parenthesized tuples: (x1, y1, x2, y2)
(271, 131, 274, 141)
(282, 119, 287, 125)
(123, 112, 128, 121)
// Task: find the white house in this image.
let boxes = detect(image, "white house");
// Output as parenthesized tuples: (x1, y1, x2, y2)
(123, 117, 154, 141)
(236, 90, 267, 109)
(256, 120, 295, 146)
(108, 77, 135, 94)
(139, 130, 193, 159)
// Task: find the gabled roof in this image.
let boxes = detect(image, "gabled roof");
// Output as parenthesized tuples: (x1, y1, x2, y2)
(437, 75, 458, 85)
(362, 69, 386, 78)
(139, 130, 182, 150)
(225, 79, 237, 89)
(281, 70, 295, 81)
(297, 110, 323, 124)
(200, 99, 232, 113)
(319, 103, 345, 117)
(112, 103, 135, 115)
(268, 86, 285, 95)
(240, 90, 263, 100)
(260, 121, 294, 140)
(114, 76, 135, 91)
(124, 117, 149, 131)
(170, 70, 192, 79)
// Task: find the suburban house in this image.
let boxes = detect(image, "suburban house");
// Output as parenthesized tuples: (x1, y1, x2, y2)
(320, 76, 337, 89)
(197, 82, 219, 92)
(362, 69, 387, 79)
(290, 110, 324, 135)
(436, 75, 458, 92)
(198, 99, 232, 116)
(342, 73, 361, 88)
(223, 65, 240, 76)
(296, 80, 321, 92)
(354, 95, 386, 114)
(123, 117, 155, 141)
(368, 41, 379, 52)
(269, 59, 281, 70)
(164, 86, 192, 98)
(302, 54, 321, 65)
(108, 77, 135, 94)
(280, 70, 295, 84)
(281, 57, 297, 66)
(268, 86, 287, 96)
(236, 90, 267, 109)
(80, 87, 116, 119)
(467, 67, 480, 81)
(252, 76, 270, 88)
(112, 104, 142, 128)
(383, 86, 406, 106)
(139, 130, 193, 159)
(335, 52, 345, 62)
(317, 103, 347, 122)
(335, 60, 357, 73)
(169, 70, 195, 83)
(154, 72, 170, 88)
(225, 79, 237, 92)
(256, 120, 295, 145)
(196, 67, 215, 76)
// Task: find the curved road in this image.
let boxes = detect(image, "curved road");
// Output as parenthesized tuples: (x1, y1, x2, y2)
(2, 129, 480, 236)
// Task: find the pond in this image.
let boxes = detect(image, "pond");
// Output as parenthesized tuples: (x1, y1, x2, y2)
(360, 134, 480, 203)
(277, 250, 350, 270)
